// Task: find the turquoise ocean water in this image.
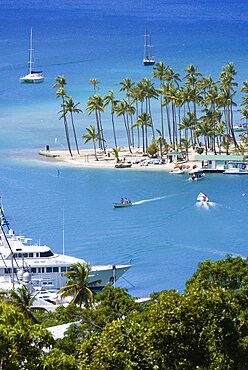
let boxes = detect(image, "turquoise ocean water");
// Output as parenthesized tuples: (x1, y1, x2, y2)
(0, 0, 248, 297)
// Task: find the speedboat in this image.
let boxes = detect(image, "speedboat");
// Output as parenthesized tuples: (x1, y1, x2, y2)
(113, 199, 132, 208)
(189, 168, 205, 181)
(0, 203, 131, 292)
(197, 192, 208, 202)
(223, 161, 248, 175)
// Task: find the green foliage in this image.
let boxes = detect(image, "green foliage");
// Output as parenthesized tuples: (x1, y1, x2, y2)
(185, 255, 248, 291)
(0, 301, 53, 370)
(43, 348, 78, 370)
(196, 146, 204, 154)
(4, 257, 248, 368)
(147, 142, 158, 157)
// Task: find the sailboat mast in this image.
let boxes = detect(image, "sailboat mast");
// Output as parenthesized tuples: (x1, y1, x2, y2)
(144, 27, 148, 59)
(28, 28, 33, 74)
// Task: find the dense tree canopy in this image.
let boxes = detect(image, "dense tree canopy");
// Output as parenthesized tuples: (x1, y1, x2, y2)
(4, 256, 248, 369)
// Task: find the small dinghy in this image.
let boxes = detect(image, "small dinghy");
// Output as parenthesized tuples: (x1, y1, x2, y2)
(197, 192, 208, 202)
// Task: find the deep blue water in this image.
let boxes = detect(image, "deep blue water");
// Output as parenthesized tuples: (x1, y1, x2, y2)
(0, 0, 248, 297)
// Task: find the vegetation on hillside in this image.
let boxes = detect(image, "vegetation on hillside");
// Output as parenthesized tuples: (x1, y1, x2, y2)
(2, 256, 248, 369)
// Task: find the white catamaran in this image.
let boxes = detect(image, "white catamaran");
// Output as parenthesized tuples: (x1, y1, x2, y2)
(143, 27, 155, 66)
(20, 28, 44, 83)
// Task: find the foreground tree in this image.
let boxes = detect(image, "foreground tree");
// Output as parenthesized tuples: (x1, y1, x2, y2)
(8, 285, 37, 323)
(0, 301, 53, 370)
(57, 262, 100, 308)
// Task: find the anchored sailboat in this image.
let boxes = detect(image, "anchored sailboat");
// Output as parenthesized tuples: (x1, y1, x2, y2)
(143, 27, 155, 66)
(20, 28, 44, 83)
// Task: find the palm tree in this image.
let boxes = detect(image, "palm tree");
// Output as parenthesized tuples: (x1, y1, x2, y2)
(82, 125, 104, 161)
(153, 62, 168, 140)
(131, 112, 152, 153)
(180, 137, 191, 160)
(155, 129, 168, 159)
(104, 90, 118, 148)
(57, 262, 100, 308)
(86, 94, 106, 152)
(61, 97, 82, 155)
(52, 76, 73, 157)
(112, 147, 121, 163)
(115, 99, 133, 153)
(88, 78, 100, 93)
(8, 285, 37, 323)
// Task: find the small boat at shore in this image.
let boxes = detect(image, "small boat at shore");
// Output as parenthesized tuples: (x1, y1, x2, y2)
(113, 199, 132, 208)
(197, 192, 208, 202)
(169, 169, 185, 174)
(189, 168, 205, 181)
(115, 163, 132, 169)
(223, 161, 248, 175)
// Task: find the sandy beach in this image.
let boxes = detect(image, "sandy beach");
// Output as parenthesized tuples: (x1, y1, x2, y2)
(39, 146, 199, 172)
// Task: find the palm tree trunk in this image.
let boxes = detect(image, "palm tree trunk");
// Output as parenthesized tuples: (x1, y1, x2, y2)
(70, 112, 80, 155)
(111, 113, 118, 148)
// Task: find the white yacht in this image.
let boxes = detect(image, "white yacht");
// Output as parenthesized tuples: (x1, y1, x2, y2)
(20, 28, 44, 83)
(224, 161, 248, 175)
(0, 205, 131, 292)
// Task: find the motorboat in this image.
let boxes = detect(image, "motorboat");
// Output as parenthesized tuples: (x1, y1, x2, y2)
(115, 163, 132, 168)
(0, 203, 131, 292)
(20, 28, 44, 83)
(197, 192, 208, 202)
(189, 168, 205, 181)
(223, 161, 248, 175)
(113, 199, 132, 208)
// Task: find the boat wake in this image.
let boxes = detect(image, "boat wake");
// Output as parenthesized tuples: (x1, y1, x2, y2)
(133, 194, 175, 205)
(196, 201, 217, 209)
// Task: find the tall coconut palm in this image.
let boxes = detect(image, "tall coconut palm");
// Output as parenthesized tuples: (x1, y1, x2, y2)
(52, 76, 73, 157)
(104, 90, 118, 148)
(86, 94, 106, 152)
(131, 112, 152, 153)
(153, 62, 168, 139)
(57, 262, 100, 308)
(88, 78, 100, 93)
(60, 97, 82, 155)
(119, 78, 135, 145)
(115, 99, 133, 153)
(218, 62, 238, 146)
(82, 125, 104, 161)
(8, 285, 37, 323)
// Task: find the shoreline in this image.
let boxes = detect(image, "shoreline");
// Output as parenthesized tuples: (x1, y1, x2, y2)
(39, 147, 199, 172)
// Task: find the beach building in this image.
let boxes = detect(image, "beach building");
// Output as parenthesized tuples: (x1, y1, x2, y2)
(194, 154, 245, 172)
(167, 151, 185, 163)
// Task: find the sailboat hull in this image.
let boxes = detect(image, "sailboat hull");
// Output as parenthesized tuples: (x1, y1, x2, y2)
(20, 75, 44, 83)
(143, 59, 155, 66)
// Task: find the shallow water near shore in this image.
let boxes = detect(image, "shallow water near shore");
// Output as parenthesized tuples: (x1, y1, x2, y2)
(0, 0, 248, 297)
